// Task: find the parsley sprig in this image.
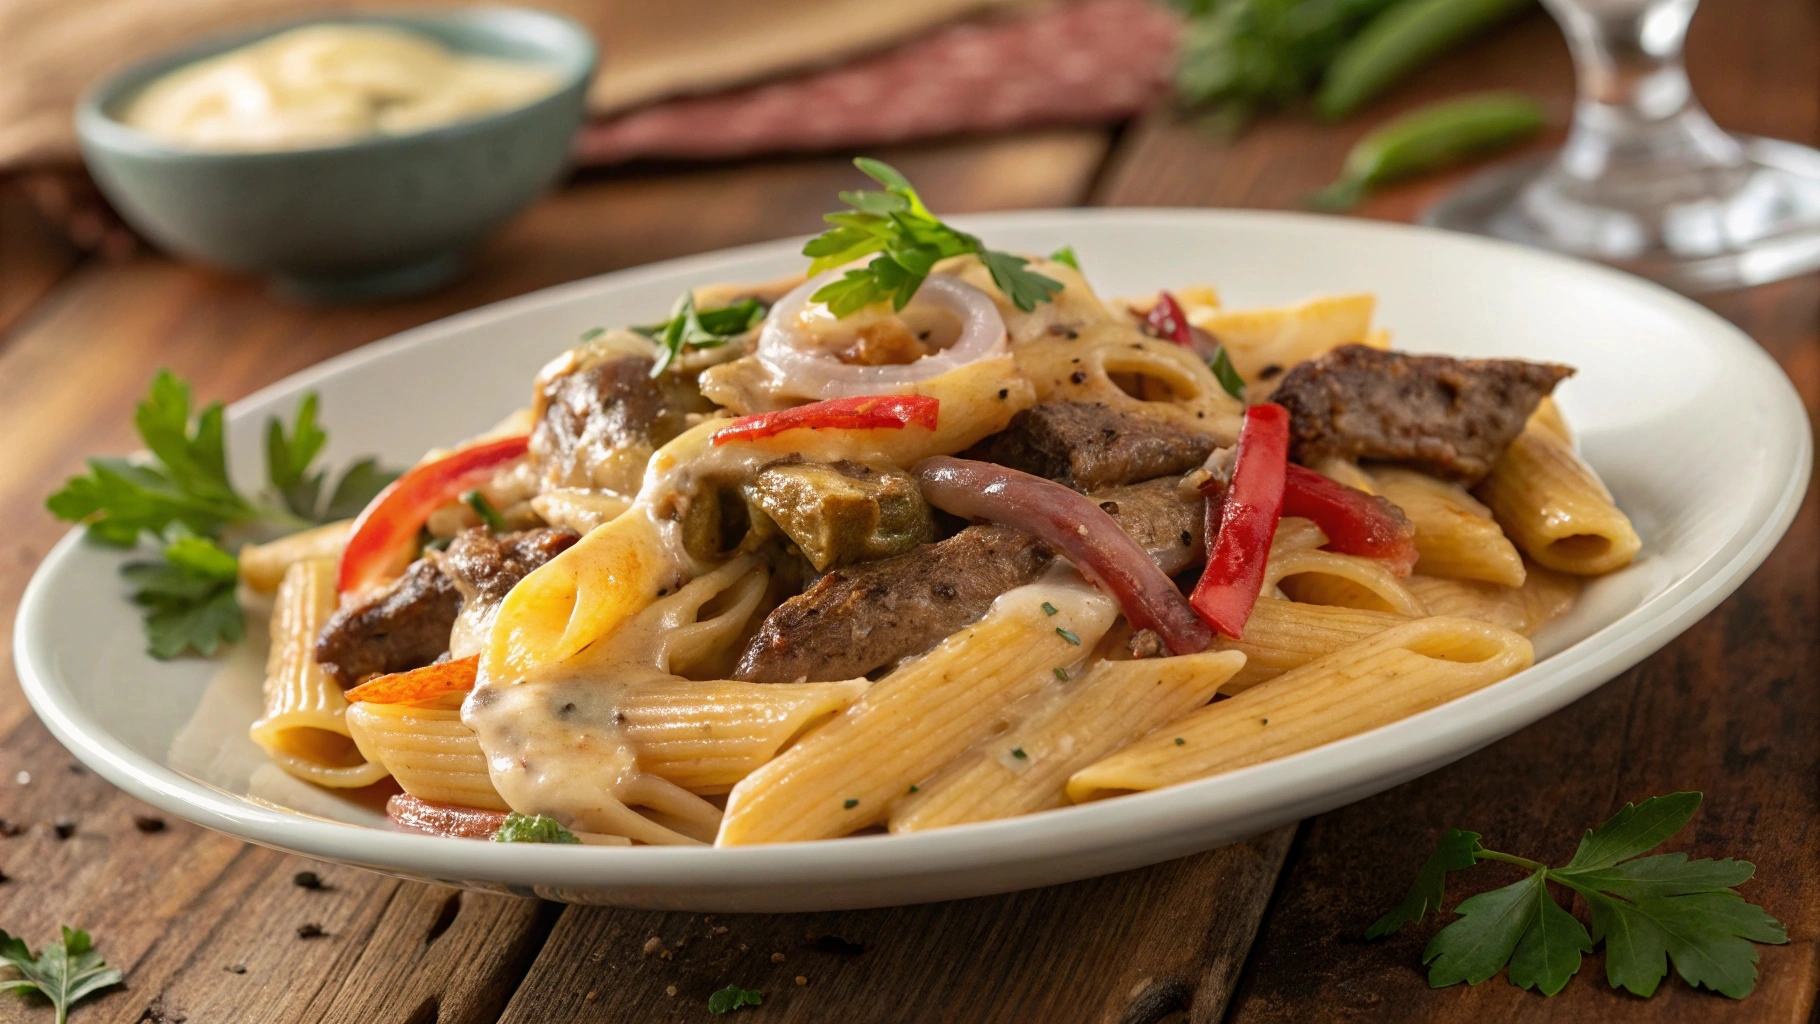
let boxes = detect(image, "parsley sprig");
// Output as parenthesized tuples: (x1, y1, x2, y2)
(632, 293, 766, 377)
(0, 927, 122, 1024)
(1371, 793, 1786, 998)
(47, 371, 398, 659)
(492, 812, 580, 844)
(707, 984, 763, 1014)
(803, 158, 1063, 317)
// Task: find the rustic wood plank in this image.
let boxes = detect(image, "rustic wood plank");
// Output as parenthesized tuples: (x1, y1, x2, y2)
(0, 130, 1109, 1024)
(0, 188, 79, 342)
(1090, 1, 1820, 1020)
(495, 828, 1293, 1024)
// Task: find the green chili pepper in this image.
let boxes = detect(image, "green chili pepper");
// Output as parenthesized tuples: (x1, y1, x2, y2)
(1316, 0, 1534, 119)
(1309, 91, 1544, 210)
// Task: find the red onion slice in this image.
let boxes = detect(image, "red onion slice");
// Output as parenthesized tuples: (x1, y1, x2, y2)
(913, 457, 1213, 655)
(757, 271, 1007, 400)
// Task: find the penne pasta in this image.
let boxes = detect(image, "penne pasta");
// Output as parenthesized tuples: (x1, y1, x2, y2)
(1402, 563, 1581, 637)
(249, 558, 389, 788)
(1067, 617, 1533, 802)
(1267, 547, 1427, 616)
(1212, 596, 1407, 692)
(619, 679, 869, 794)
(348, 695, 506, 810)
(1476, 404, 1641, 575)
(891, 650, 1246, 831)
(1371, 467, 1525, 587)
(716, 577, 1118, 845)
(1187, 293, 1380, 382)
(238, 520, 352, 594)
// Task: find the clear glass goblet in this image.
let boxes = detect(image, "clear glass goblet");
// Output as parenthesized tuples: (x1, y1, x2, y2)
(1424, 0, 1820, 292)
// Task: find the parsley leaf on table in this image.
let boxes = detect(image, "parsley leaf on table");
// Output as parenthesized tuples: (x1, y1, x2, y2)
(122, 531, 244, 659)
(803, 158, 1063, 317)
(707, 984, 763, 1014)
(492, 812, 580, 844)
(0, 926, 123, 1024)
(1371, 793, 1786, 999)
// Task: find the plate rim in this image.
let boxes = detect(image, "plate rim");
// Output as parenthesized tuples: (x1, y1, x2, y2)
(16, 208, 1813, 896)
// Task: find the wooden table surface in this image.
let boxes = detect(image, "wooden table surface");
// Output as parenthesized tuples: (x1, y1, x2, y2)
(2, 5, 1815, 1022)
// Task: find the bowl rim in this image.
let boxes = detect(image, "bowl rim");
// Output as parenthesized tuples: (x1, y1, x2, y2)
(75, 5, 598, 163)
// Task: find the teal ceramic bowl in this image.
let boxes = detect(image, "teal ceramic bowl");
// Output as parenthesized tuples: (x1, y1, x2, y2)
(76, 7, 596, 301)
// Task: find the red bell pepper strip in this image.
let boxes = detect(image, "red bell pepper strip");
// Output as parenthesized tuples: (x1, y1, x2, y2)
(710, 395, 939, 446)
(337, 435, 529, 594)
(1145, 291, 1194, 347)
(1190, 403, 1290, 638)
(1281, 463, 1419, 576)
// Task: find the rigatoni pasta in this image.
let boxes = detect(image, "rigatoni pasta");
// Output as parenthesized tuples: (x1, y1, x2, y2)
(1476, 404, 1641, 575)
(249, 558, 389, 788)
(1370, 467, 1525, 587)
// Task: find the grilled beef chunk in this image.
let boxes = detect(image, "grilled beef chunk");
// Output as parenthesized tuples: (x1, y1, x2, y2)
(315, 528, 580, 688)
(735, 525, 1054, 683)
(964, 401, 1218, 491)
(441, 527, 580, 603)
(315, 559, 461, 688)
(1272, 345, 1573, 484)
(532, 351, 713, 493)
(1093, 476, 1205, 576)
(744, 460, 934, 572)
(735, 476, 1208, 683)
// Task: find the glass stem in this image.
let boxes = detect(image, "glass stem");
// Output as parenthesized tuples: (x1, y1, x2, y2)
(1543, 0, 1740, 182)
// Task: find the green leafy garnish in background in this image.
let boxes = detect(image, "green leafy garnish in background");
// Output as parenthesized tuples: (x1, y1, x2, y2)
(1208, 346, 1247, 400)
(1371, 793, 1787, 998)
(707, 984, 763, 1014)
(804, 158, 1062, 317)
(47, 371, 399, 659)
(635, 292, 766, 377)
(492, 812, 581, 844)
(1049, 245, 1081, 270)
(0, 927, 123, 1024)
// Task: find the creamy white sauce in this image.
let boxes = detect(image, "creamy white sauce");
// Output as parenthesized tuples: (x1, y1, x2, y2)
(123, 25, 561, 150)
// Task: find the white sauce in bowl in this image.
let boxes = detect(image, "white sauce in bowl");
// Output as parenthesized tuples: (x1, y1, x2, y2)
(121, 24, 562, 151)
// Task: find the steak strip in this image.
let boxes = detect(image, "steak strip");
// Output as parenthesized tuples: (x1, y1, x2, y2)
(1271, 345, 1573, 484)
(735, 477, 1205, 683)
(963, 400, 1218, 491)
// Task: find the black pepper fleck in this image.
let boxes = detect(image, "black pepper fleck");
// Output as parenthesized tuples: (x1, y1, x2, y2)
(997, 388, 1008, 399)
(810, 934, 869, 956)
(1069, 371, 1086, 384)
(51, 819, 75, 840)
(133, 815, 166, 833)
(293, 871, 324, 890)
(296, 923, 327, 939)
(1180, 531, 1193, 546)
(1259, 364, 1283, 380)
(0, 820, 21, 837)
(226, 964, 246, 974)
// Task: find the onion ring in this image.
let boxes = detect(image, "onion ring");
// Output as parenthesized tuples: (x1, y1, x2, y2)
(757, 271, 1007, 400)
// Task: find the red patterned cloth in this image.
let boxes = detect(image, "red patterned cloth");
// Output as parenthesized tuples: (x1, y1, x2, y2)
(574, 0, 1180, 166)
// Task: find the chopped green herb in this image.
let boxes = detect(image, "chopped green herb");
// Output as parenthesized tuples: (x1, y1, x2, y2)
(1049, 245, 1080, 270)
(1011, 747, 1027, 760)
(1209, 346, 1247, 401)
(122, 530, 244, 659)
(1261, 718, 1269, 724)
(1175, 737, 1186, 746)
(1041, 601, 1059, 616)
(579, 326, 605, 342)
(1055, 627, 1081, 645)
(492, 812, 580, 844)
(637, 293, 765, 377)
(0, 926, 122, 1024)
(707, 984, 763, 1014)
(1053, 667, 1070, 681)
(463, 489, 507, 532)
(1370, 793, 1786, 999)
(908, 784, 919, 794)
(843, 798, 859, 809)
(803, 158, 1062, 317)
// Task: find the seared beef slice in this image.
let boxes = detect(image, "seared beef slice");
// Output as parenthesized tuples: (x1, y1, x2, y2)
(735, 525, 1053, 683)
(965, 401, 1217, 491)
(315, 559, 461, 688)
(1272, 345, 1573, 484)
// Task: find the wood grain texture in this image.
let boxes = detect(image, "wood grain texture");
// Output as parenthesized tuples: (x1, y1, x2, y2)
(1089, 0, 1820, 1020)
(496, 828, 1293, 1024)
(0, 187, 78, 341)
(0, 131, 1109, 1023)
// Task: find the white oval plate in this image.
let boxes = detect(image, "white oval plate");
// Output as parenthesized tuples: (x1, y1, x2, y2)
(16, 211, 1810, 911)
